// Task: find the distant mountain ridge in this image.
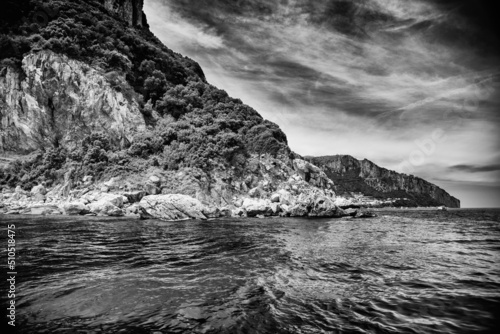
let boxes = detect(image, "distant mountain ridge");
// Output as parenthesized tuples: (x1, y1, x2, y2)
(308, 155, 460, 208)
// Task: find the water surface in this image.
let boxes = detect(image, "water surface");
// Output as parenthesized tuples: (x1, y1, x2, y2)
(1, 209, 499, 333)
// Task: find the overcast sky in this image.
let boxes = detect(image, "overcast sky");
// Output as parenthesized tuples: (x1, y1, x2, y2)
(144, 0, 500, 208)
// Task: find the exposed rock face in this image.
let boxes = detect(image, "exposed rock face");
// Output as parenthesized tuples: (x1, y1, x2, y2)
(139, 194, 208, 221)
(309, 155, 460, 208)
(0, 51, 146, 152)
(104, 0, 145, 27)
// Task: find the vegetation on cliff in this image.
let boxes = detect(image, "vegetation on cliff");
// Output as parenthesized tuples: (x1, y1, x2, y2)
(0, 0, 289, 190)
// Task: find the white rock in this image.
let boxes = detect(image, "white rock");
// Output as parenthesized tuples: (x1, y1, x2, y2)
(0, 51, 146, 152)
(95, 193, 126, 208)
(60, 202, 89, 215)
(139, 194, 207, 221)
(149, 175, 161, 184)
(31, 184, 47, 195)
(88, 200, 123, 216)
(277, 189, 294, 205)
(270, 193, 280, 203)
(241, 198, 271, 217)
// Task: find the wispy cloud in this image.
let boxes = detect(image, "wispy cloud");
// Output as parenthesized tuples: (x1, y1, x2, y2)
(145, 0, 500, 207)
(449, 164, 500, 173)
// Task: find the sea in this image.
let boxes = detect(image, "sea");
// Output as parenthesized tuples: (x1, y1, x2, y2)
(1, 209, 499, 333)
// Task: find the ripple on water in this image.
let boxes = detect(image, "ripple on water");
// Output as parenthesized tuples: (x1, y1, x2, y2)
(1, 210, 500, 333)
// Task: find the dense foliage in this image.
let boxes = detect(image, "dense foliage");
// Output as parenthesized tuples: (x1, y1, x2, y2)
(0, 0, 290, 189)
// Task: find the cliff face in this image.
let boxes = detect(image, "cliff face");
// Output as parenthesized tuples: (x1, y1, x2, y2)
(103, 0, 145, 27)
(309, 155, 460, 208)
(0, 51, 145, 152)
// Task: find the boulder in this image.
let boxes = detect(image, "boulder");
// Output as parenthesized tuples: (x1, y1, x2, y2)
(241, 198, 272, 217)
(144, 182, 161, 195)
(203, 206, 220, 218)
(95, 193, 125, 208)
(219, 207, 232, 217)
(309, 196, 338, 217)
(88, 200, 123, 216)
(139, 194, 208, 221)
(276, 189, 294, 205)
(61, 202, 90, 215)
(248, 187, 261, 198)
(270, 193, 280, 203)
(149, 175, 161, 185)
(31, 184, 47, 196)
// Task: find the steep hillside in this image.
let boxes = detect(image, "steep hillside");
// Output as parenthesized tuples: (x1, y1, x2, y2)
(0, 0, 289, 184)
(309, 155, 460, 208)
(0, 0, 459, 219)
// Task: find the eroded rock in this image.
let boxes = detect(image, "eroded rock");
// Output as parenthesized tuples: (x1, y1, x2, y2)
(241, 198, 272, 217)
(139, 194, 207, 221)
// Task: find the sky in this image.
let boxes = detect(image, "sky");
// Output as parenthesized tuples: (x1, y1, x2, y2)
(144, 0, 500, 208)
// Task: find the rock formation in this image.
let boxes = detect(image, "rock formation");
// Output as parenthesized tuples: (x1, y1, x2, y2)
(0, 51, 145, 152)
(309, 155, 460, 208)
(104, 0, 146, 27)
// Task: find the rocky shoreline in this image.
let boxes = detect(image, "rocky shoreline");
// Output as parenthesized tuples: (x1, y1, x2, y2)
(0, 186, 375, 220)
(1, 156, 453, 221)
(0, 163, 378, 221)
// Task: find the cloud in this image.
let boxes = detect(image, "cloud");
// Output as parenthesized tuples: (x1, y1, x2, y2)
(449, 164, 500, 173)
(145, 0, 500, 207)
(145, 0, 224, 50)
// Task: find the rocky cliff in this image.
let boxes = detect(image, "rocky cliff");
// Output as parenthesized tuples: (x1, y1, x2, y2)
(309, 155, 460, 208)
(103, 0, 146, 27)
(0, 51, 145, 152)
(0, 0, 460, 219)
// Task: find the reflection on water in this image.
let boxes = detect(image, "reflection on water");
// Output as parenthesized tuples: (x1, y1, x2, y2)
(1, 209, 500, 333)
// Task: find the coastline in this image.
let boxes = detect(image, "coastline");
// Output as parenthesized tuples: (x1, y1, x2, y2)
(0, 185, 381, 221)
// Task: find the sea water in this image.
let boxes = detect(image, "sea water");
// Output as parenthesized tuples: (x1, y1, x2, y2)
(1, 209, 499, 333)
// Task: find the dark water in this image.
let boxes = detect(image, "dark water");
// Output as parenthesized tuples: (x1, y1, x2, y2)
(1, 209, 500, 333)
